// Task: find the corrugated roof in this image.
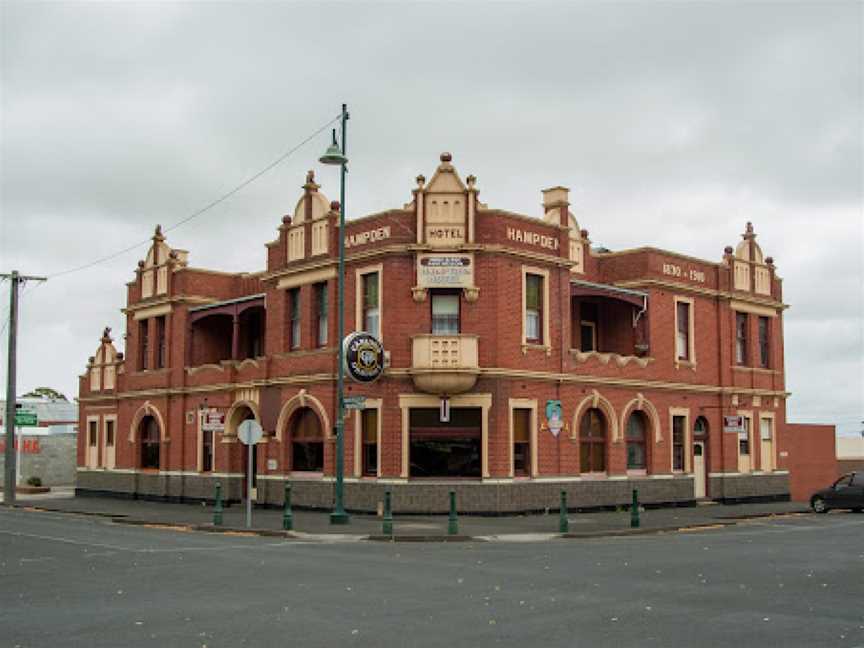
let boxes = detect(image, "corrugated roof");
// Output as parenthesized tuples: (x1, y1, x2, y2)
(0, 398, 78, 425)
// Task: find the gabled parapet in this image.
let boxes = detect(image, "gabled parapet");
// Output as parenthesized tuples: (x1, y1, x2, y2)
(135, 225, 188, 300)
(85, 327, 124, 392)
(723, 222, 778, 296)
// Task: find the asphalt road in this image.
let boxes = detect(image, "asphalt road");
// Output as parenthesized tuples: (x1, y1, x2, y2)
(1, 507, 862, 648)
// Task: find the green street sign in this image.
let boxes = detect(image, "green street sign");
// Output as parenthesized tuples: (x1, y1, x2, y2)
(14, 411, 38, 427)
(343, 396, 366, 411)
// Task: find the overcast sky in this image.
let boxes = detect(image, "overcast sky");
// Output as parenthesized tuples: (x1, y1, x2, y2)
(1, 1, 861, 435)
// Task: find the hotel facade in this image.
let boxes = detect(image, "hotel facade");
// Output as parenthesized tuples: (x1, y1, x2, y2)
(77, 153, 795, 513)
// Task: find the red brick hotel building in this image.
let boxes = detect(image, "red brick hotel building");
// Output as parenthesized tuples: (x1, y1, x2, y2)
(78, 153, 801, 512)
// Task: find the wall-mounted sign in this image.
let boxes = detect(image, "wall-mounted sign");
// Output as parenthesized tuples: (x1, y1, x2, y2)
(440, 397, 450, 423)
(344, 332, 385, 383)
(417, 253, 474, 289)
(723, 415, 745, 434)
(545, 400, 564, 437)
(267, 458, 278, 470)
(507, 227, 559, 251)
(201, 410, 225, 433)
(661, 263, 706, 283)
(345, 225, 391, 249)
(427, 225, 465, 245)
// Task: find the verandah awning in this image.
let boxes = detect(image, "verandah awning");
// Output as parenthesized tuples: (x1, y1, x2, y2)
(570, 280, 647, 309)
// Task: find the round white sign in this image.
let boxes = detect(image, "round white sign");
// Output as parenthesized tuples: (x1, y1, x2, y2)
(237, 419, 263, 446)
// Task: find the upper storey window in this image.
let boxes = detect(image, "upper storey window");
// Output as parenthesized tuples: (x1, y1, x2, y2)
(139, 320, 149, 370)
(675, 300, 692, 362)
(289, 288, 301, 349)
(735, 312, 748, 365)
(758, 316, 770, 368)
(525, 274, 544, 344)
(431, 291, 460, 335)
(363, 272, 380, 338)
(315, 282, 328, 347)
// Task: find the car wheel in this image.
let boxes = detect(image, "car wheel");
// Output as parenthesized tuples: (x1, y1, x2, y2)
(811, 497, 828, 514)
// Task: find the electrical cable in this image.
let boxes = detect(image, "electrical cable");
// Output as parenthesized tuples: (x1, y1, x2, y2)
(46, 114, 342, 280)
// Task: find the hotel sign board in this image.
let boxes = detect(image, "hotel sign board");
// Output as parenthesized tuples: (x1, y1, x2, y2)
(723, 415, 745, 434)
(201, 410, 225, 433)
(417, 253, 474, 289)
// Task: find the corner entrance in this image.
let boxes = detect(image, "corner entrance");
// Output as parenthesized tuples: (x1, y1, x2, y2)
(409, 407, 482, 478)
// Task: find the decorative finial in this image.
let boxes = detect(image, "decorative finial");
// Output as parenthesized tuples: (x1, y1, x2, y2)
(744, 222, 755, 239)
(466, 174, 477, 189)
(440, 152, 452, 163)
(137, 260, 145, 268)
(282, 215, 292, 225)
(169, 250, 178, 260)
(724, 245, 734, 256)
(766, 256, 774, 266)
(330, 200, 340, 212)
(580, 229, 589, 240)
(101, 326, 112, 343)
(306, 169, 315, 185)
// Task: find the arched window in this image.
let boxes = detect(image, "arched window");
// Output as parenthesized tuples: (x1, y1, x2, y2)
(140, 415, 160, 469)
(290, 407, 323, 472)
(694, 416, 709, 438)
(579, 408, 607, 473)
(626, 411, 648, 470)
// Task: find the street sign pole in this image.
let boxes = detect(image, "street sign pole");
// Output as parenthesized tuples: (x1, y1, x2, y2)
(246, 442, 253, 528)
(15, 425, 21, 486)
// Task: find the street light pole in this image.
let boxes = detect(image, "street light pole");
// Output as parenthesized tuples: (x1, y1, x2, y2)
(321, 104, 350, 524)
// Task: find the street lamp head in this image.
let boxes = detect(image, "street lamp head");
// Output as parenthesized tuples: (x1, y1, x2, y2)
(319, 129, 347, 166)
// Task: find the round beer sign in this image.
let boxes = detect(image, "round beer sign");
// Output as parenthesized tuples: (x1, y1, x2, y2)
(343, 332, 384, 383)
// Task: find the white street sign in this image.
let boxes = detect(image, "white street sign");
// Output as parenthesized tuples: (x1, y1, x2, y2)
(238, 419, 263, 446)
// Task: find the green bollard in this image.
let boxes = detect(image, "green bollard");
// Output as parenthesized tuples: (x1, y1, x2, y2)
(448, 490, 458, 535)
(282, 483, 293, 531)
(213, 482, 224, 526)
(559, 490, 569, 533)
(382, 489, 393, 536)
(630, 488, 640, 528)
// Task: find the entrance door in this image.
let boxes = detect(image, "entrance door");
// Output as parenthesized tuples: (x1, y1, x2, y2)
(693, 441, 706, 498)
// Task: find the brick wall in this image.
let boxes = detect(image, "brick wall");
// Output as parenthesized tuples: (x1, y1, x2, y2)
(778, 423, 837, 502)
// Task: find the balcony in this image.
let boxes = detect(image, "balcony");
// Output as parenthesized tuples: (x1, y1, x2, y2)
(410, 334, 479, 395)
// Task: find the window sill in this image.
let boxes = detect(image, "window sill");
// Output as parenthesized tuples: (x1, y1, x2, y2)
(732, 366, 777, 374)
(674, 359, 697, 370)
(579, 472, 608, 480)
(626, 469, 648, 477)
(522, 343, 552, 356)
(288, 471, 325, 480)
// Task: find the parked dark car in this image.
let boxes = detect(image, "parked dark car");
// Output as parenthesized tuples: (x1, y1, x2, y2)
(811, 472, 864, 513)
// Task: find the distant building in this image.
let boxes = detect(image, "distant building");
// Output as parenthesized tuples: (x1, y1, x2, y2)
(837, 436, 864, 474)
(77, 153, 834, 511)
(0, 396, 78, 486)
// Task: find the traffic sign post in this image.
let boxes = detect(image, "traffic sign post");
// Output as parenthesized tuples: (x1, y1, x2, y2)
(238, 419, 263, 529)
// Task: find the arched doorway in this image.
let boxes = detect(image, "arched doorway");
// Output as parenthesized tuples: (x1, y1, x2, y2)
(626, 410, 649, 471)
(693, 416, 709, 498)
(139, 415, 160, 469)
(579, 408, 607, 473)
(289, 407, 324, 472)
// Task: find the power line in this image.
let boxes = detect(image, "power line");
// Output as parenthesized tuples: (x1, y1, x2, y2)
(46, 114, 342, 280)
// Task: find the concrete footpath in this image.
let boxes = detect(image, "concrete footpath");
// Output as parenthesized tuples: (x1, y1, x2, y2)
(2, 487, 814, 541)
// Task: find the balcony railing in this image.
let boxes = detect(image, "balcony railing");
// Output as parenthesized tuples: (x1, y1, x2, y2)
(410, 334, 479, 394)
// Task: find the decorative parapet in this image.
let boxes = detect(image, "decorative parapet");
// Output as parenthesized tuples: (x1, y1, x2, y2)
(569, 349, 654, 369)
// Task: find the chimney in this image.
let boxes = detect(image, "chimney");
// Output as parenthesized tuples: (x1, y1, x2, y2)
(542, 186, 570, 227)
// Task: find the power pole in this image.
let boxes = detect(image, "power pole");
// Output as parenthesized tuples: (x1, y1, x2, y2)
(2, 271, 47, 506)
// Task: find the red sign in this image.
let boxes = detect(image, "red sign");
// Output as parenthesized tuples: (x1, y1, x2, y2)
(0, 438, 41, 453)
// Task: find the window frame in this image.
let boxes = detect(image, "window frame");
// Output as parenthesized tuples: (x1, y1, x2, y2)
(155, 315, 167, 369)
(315, 281, 328, 347)
(758, 315, 770, 368)
(139, 319, 149, 371)
(673, 297, 695, 367)
(669, 408, 691, 473)
(288, 287, 301, 350)
(521, 266, 551, 352)
(735, 311, 748, 366)
(430, 289, 461, 335)
(355, 265, 383, 341)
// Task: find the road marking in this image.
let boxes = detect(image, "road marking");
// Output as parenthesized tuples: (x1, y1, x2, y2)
(0, 528, 304, 553)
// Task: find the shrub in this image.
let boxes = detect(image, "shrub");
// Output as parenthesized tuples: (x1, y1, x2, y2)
(26, 476, 42, 487)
